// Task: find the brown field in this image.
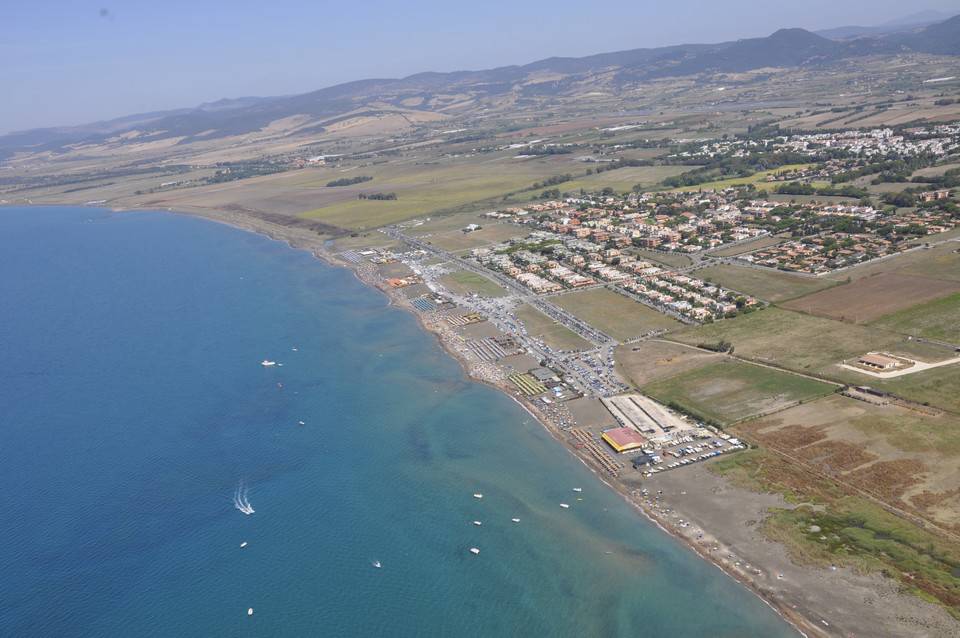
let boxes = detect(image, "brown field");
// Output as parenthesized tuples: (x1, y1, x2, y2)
(694, 264, 837, 302)
(417, 223, 526, 252)
(614, 340, 721, 388)
(736, 394, 960, 529)
(782, 273, 960, 324)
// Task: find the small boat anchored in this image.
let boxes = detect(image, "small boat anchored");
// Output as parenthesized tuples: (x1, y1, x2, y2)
(560, 503, 570, 509)
(247, 608, 254, 617)
(473, 493, 483, 499)
(572, 487, 582, 493)
(469, 547, 480, 555)
(261, 360, 276, 367)
(372, 560, 382, 569)
(472, 520, 482, 526)
(511, 517, 520, 523)
(240, 541, 248, 548)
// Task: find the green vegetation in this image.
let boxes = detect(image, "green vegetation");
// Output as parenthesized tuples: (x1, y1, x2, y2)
(643, 359, 835, 425)
(712, 449, 960, 617)
(871, 292, 960, 343)
(439, 271, 507, 298)
(326, 175, 373, 187)
(695, 264, 838, 302)
(515, 304, 591, 351)
(552, 288, 681, 341)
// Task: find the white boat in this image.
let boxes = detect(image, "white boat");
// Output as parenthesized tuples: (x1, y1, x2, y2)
(298, 421, 305, 425)
(261, 360, 276, 367)
(469, 547, 480, 555)
(511, 518, 520, 523)
(472, 520, 482, 526)
(560, 503, 570, 509)
(373, 560, 382, 568)
(247, 608, 254, 616)
(240, 541, 248, 548)
(572, 487, 582, 493)
(473, 493, 483, 499)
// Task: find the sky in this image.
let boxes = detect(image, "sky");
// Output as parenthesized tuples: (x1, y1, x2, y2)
(3, 0, 959, 133)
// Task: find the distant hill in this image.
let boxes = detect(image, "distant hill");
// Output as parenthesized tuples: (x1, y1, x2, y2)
(3, 14, 959, 160)
(816, 9, 955, 40)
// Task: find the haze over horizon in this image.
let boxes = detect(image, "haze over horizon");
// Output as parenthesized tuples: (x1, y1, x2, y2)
(4, 0, 959, 134)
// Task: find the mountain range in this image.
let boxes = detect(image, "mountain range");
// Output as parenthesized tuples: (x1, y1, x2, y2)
(4, 13, 959, 160)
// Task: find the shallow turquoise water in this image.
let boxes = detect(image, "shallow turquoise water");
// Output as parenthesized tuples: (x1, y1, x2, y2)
(0, 206, 797, 636)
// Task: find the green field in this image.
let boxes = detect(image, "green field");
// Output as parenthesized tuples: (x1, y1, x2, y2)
(695, 264, 838, 302)
(873, 365, 960, 414)
(552, 288, 681, 341)
(631, 249, 693, 269)
(299, 160, 567, 230)
(515, 304, 591, 351)
(439, 271, 507, 297)
(642, 359, 835, 425)
(871, 293, 960, 344)
(557, 165, 690, 193)
(671, 308, 951, 378)
(707, 235, 784, 257)
(665, 163, 815, 193)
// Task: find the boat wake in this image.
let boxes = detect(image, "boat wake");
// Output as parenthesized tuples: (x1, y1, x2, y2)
(233, 481, 255, 515)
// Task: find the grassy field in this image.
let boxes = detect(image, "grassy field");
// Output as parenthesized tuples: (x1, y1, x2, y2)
(557, 165, 690, 193)
(615, 340, 722, 388)
(665, 163, 815, 192)
(711, 449, 960, 618)
(630, 249, 693, 269)
(515, 304, 591, 351)
(439, 270, 507, 297)
(299, 159, 567, 230)
(552, 288, 681, 341)
(828, 241, 960, 283)
(672, 308, 956, 377)
(782, 273, 960, 324)
(418, 223, 526, 253)
(694, 264, 838, 302)
(707, 235, 784, 257)
(871, 292, 960, 344)
(873, 366, 960, 414)
(642, 359, 836, 425)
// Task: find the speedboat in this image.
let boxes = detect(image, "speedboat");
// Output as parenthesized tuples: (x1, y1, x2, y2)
(511, 518, 520, 523)
(261, 360, 276, 367)
(240, 541, 248, 548)
(247, 608, 254, 617)
(572, 487, 582, 493)
(472, 520, 482, 526)
(473, 493, 483, 499)
(373, 560, 382, 568)
(469, 547, 480, 555)
(560, 503, 570, 509)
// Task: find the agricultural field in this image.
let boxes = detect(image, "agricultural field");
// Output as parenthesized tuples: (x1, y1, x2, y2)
(556, 165, 690, 193)
(871, 293, 960, 344)
(642, 359, 836, 425)
(299, 158, 572, 230)
(829, 241, 960, 283)
(629, 248, 693, 269)
(614, 340, 722, 388)
(695, 264, 838, 302)
(439, 270, 507, 298)
(735, 394, 960, 528)
(873, 365, 960, 415)
(782, 273, 960, 324)
(514, 304, 591, 352)
(552, 288, 681, 341)
(664, 163, 815, 193)
(671, 307, 954, 378)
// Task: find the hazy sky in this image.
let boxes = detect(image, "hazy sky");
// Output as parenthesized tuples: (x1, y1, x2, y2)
(3, 0, 959, 133)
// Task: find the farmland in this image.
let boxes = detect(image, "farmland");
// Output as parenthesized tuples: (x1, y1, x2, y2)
(552, 288, 682, 341)
(642, 359, 836, 425)
(615, 340, 722, 388)
(671, 308, 954, 379)
(782, 273, 960, 324)
(694, 264, 838, 302)
(871, 293, 960, 344)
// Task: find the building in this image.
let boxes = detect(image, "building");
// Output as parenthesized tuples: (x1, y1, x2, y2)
(919, 189, 951, 202)
(857, 353, 900, 370)
(601, 427, 648, 454)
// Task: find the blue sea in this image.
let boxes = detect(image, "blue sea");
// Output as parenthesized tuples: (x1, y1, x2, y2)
(0, 206, 797, 637)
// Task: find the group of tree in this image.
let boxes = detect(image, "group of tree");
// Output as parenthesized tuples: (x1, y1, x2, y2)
(327, 175, 373, 187)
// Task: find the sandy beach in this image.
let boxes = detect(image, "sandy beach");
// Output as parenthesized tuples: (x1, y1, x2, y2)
(144, 204, 960, 637)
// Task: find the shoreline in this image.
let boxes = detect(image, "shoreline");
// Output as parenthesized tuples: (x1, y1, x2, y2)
(25, 202, 959, 637)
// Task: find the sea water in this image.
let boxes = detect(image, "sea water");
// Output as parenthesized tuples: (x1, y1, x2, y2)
(0, 206, 797, 636)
